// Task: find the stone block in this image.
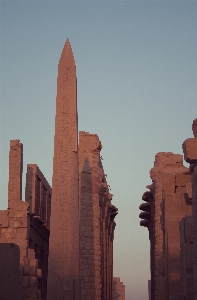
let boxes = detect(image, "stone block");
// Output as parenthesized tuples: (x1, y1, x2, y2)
(16, 227, 27, 239)
(28, 248, 35, 259)
(29, 286, 37, 299)
(19, 264, 24, 275)
(176, 173, 191, 187)
(36, 267, 42, 278)
(162, 173, 175, 194)
(0, 210, 9, 227)
(28, 276, 37, 287)
(29, 258, 38, 267)
(24, 265, 36, 276)
(15, 238, 28, 249)
(185, 215, 194, 243)
(22, 276, 29, 288)
(182, 138, 197, 163)
(22, 287, 31, 298)
(14, 216, 28, 228)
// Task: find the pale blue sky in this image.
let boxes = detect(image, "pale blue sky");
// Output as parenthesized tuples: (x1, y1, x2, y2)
(0, 1, 197, 299)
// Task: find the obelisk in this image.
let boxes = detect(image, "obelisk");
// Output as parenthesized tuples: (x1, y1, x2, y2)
(47, 39, 80, 299)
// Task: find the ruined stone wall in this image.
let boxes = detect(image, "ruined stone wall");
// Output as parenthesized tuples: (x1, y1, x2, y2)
(0, 136, 120, 300)
(25, 164, 51, 299)
(180, 215, 193, 299)
(140, 152, 192, 300)
(25, 164, 51, 229)
(5, 140, 29, 263)
(0, 243, 21, 300)
(79, 131, 117, 300)
(139, 118, 197, 300)
(140, 190, 154, 297)
(112, 277, 125, 300)
(180, 118, 197, 300)
(148, 280, 151, 300)
(0, 140, 51, 300)
(193, 166, 197, 300)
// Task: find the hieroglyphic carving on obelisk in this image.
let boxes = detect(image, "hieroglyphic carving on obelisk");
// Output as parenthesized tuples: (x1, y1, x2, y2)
(47, 39, 80, 300)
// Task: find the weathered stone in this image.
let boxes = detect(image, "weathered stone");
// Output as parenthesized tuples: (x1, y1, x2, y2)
(113, 277, 125, 300)
(182, 138, 197, 164)
(140, 152, 192, 300)
(79, 132, 118, 300)
(47, 39, 80, 300)
(192, 118, 197, 138)
(0, 243, 22, 300)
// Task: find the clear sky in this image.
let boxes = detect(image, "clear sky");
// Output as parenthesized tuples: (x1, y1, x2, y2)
(0, 1, 197, 299)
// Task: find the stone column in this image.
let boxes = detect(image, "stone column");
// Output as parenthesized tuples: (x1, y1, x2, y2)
(7, 139, 29, 262)
(8, 140, 23, 208)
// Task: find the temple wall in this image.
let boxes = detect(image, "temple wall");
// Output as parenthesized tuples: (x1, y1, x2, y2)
(0, 140, 51, 300)
(140, 118, 197, 300)
(164, 166, 192, 299)
(193, 166, 197, 300)
(0, 243, 21, 300)
(25, 164, 51, 299)
(180, 215, 194, 300)
(0, 137, 121, 300)
(140, 152, 192, 300)
(79, 131, 117, 300)
(181, 120, 197, 300)
(79, 132, 102, 300)
(25, 164, 51, 229)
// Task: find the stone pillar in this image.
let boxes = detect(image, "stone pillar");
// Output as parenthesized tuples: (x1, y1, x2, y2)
(47, 39, 80, 300)
(8, 140, 23, 208)
(7, 139, 29, 263)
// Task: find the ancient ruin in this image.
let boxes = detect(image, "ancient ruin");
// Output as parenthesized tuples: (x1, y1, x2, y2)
(140, 118, 197, 300)
(0, 140, 50, 300)
(112, 278, 125, 300)
(0, 40, 125, 300)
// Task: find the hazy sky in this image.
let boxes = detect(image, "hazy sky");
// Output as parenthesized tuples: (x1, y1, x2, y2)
(0, 1, 197, 299)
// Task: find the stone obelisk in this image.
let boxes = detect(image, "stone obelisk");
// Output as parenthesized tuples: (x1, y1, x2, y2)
(47, 39, 80, 300)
